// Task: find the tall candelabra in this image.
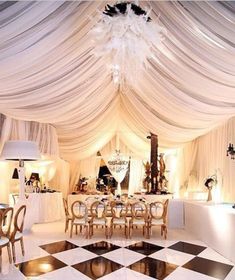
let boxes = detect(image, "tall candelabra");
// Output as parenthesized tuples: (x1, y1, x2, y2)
(226, 143, 235, 208)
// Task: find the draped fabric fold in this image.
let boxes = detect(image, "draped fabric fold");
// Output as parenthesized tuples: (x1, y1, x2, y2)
(0, 1, 234, 201)
(178, 117, 235, 202)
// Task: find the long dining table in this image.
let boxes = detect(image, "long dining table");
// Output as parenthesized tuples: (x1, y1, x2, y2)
(67, 194, 184, 229)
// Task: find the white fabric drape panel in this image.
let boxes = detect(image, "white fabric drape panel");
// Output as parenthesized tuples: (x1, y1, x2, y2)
(0, 2, 234, 201)
(129, 158, 145, 195)
(0, 1, 234, 161)
(179, 117, 235, 202)
(0, 116, 59, 156)
(69, 155, 101, 192)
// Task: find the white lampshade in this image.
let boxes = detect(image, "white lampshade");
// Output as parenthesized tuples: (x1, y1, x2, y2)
(1, 140, 41, 161)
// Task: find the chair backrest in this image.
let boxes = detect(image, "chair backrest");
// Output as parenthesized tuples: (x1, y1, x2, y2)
(11, 205, 26, 240)
(150, 199, 169, 222)
(90, 201, 107, 219)
(85, 196, 98, 208)
(131, 201, 148, 220)
(63, 198, 70, 217)
(71, 200, 88, 220)
(110, 201, 128, 219)
(0, 207, 13, 237)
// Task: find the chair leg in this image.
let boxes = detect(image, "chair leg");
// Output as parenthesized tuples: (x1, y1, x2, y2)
(20, 238, 25, 256)
(0, 248, 2, 273)
(65, 219, 68, 232)
(7, 244, 12, 263)
(75, 225, 78, 235)
(129, 224, 132, 239)
(70, 223, 73, 238)
(12, 242, 16, 263)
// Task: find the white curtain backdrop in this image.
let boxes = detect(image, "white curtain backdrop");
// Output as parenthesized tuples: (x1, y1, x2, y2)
(0, 2, 234, 201)
(178, 117, 235, 203)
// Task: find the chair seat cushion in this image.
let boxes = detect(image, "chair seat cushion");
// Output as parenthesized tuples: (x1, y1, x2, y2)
(132, 219, 146, 225)
(0, 236, 9, 246)
(13, 232, 23, 240)
(92, 218, 106, 225)
(73, 218, 88, 225)
(150, 218, 164, 225)
(112, 218, 126, 225)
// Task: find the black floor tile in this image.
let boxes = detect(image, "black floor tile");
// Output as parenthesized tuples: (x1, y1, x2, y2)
(126, 241, 164, 256)
(15, 255, 66, 277)
(72, 256, 123, 279)
(168, 241, 206, 255)
(82, 241, 120, 255)
(40, 240, 78, 254)
(183, 256, 234, 280)
(128, 257, 178, 280)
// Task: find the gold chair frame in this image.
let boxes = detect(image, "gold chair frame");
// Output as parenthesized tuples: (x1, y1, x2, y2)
(70, 200, 89, 238)
(0, 207, 13, 271)
(89, 201, 108, 238)
(129, 201, 149, 239)
(148, 199, 169, 239)
(110, 201, 128, 238)
(10, 205, 26, 263)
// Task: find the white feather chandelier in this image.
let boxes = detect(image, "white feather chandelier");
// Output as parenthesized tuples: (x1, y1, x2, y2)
(91, 1, 166, 89)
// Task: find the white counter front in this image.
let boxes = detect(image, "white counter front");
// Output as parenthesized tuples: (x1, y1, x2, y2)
(185, 201, 235, 264)
(67, 194, 184, 229)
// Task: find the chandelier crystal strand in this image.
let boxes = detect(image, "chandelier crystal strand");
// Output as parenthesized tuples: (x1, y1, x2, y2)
(107, 149, 129, 195)
(91, 2, 166, 89)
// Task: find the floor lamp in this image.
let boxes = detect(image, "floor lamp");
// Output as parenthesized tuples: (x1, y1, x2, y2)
(1, 140, 41, 201)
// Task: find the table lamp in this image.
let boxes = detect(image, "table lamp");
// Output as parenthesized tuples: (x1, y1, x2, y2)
(1, 141, 41, 200)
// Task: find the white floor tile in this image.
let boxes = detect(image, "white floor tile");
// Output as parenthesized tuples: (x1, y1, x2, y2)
(35, 266, 91, 280)
(198, 247, 234, 265)
(0, 265, 25, 280)
(225, 267, 235, 280)
(164, 267, 219, 280)
(53, 247, 97, 265)
(103, 248, 145, 266)
(98, 267, 155, 280)
(149, 248, 195, 266)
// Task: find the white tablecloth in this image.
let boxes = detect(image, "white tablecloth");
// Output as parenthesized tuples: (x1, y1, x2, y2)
(27, 192, 65, 223)
(10, 192, 65, 231)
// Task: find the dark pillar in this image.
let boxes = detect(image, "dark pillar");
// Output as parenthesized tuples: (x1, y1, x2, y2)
(150, 133, 158, 192)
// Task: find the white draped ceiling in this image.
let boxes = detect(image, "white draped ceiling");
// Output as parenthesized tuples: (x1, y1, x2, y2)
(0, 1, 234, 161)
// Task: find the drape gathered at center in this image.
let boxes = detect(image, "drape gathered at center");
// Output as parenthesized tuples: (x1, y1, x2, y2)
(0, 1, 234, 161)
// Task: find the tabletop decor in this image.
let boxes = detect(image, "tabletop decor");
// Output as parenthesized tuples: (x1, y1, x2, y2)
(204, 175, 217, 202)
(91, 1, 165, 89)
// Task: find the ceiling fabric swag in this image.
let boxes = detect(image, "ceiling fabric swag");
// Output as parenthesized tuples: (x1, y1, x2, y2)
(0, 1, 234, 161)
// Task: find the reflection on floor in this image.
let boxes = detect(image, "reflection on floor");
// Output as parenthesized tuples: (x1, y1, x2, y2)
(0, 221, 235, 280)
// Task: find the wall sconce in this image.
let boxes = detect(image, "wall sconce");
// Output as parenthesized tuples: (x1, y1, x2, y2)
(227, 143, 235, 159)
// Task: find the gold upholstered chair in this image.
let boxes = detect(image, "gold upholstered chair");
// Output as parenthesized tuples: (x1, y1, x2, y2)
(129, 201, 149, 239)
(63, 198, 72, 233)
(0, 207, 13, 271)
(110, 201, 129, 238)
(148, 199, 169, 239)
(70, 200, 89, 238)
(10, 205, 26, 263)
(89, 201, 108, 238)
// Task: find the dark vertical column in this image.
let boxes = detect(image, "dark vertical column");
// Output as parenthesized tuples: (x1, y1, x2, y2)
(150, 133, 158, 192)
